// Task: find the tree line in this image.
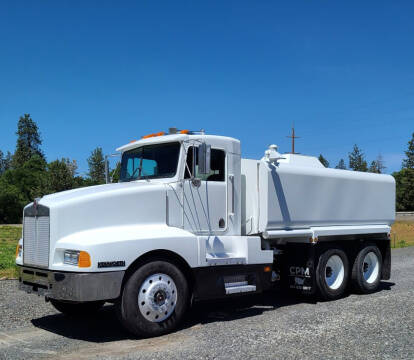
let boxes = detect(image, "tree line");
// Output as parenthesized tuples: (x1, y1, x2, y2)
(0, 114, 413, 223)
(318, 146, 386, 173)
(0, 114, 119, 223)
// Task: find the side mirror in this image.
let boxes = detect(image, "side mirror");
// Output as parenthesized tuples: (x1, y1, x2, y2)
(198, 143, 211, 175)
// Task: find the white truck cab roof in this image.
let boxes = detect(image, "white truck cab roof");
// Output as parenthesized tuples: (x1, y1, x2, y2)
(116, 132, 240, 154)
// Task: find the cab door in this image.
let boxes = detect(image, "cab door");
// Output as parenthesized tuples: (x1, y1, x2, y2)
(183, 146, 227, 234)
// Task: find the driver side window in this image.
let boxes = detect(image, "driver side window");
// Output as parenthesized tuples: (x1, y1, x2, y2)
(184, 146, 225, 181)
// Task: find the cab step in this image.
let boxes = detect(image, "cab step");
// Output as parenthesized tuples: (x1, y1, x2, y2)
(224, 275, 256, 295)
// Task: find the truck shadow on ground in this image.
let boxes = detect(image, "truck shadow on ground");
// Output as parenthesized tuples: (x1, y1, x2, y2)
(31, 281, 395, 343)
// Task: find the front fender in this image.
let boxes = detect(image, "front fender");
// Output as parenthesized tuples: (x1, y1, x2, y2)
(50, 225, 198, 272)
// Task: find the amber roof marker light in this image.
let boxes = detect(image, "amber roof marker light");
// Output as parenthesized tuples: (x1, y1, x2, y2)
(141, 131, 165, 139)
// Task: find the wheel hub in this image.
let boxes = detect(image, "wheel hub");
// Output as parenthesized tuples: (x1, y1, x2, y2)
(326, 267, 333, 278)
(324, 255, 345, 290)
(154, 290, 166, 306)
(362, 252, 379, 284)
(138, 273, 177, 323)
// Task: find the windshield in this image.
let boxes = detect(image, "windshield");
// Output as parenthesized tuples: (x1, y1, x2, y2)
(120, 142, 181, 182)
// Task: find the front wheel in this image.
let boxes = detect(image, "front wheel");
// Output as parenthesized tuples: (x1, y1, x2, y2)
(351, 244, 382, 294)
(116, 261, 189, 338)
(315, 248, 349, 300)
(50, 299, 105, 316)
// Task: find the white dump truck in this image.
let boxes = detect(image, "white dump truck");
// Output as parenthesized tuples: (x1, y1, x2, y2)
(16, 129, 395, 337)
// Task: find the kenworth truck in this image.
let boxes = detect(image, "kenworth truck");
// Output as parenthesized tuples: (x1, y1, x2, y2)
(16, 129, 395, 337)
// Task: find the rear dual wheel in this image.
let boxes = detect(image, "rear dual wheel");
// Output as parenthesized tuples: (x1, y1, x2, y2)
(316, 248, 349, 300)
(316, 245, 382, 300)
(351, 245, 382, 294)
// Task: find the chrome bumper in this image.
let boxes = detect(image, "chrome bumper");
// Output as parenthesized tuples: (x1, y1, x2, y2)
(18, 266, 125, 302)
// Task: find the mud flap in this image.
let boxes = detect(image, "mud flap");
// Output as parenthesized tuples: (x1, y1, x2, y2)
(381, 239, 391, 280)
(284, 243, 317, 295)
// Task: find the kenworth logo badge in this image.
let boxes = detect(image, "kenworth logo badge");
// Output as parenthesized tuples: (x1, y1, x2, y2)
(98, 261, 126, 268)
(33, 197, 40, 216)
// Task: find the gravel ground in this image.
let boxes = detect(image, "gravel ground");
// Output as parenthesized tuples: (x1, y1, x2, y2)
(0, 247, 413, 360)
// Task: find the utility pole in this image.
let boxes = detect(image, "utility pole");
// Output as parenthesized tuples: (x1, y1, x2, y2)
(286, 126, 300, 154)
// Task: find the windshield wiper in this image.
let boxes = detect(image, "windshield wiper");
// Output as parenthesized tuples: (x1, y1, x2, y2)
(137, 168, 150, 182)
(129, 165, 150, 182)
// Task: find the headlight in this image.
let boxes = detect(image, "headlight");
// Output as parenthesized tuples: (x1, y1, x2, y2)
(64, 250, 79, 265)
(63, 250, 91, 267)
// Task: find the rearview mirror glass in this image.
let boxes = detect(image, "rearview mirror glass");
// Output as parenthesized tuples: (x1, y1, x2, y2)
(198, 143, 211, 175)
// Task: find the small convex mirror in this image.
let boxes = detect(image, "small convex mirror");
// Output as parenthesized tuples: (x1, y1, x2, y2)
(198, 143, 211, 175)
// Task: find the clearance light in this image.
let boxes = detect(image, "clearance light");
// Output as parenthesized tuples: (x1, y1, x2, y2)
(310, 236, 318, 244)
(142, 131, 165, 139)
(180, 129, 189, 134)
(129, 139, 137, 143)
(16, 244, 22, 259)
(264, 265, 272, 273)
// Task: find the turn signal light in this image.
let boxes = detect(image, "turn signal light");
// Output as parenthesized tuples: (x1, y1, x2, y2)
(16, 244, 22, 259)
(78, 251, 91, 268)
(264, 265, 272, 273)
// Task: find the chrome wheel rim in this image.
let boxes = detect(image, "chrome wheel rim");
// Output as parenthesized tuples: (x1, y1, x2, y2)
(325, 255, 345, 290)
(138, 273, 177, 323)
(362, 252, 379, 284)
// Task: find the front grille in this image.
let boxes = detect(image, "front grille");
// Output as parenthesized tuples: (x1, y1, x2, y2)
(23, 204, 50, 268)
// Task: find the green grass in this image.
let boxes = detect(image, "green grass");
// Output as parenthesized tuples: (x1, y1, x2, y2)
(391, 220, 414, 248)
(0, 225, 21, 278)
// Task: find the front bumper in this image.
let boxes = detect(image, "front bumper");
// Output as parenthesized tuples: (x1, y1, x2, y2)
(18, 266, 125, 302)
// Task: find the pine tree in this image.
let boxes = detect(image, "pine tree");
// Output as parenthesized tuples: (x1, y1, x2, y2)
(0, 150, 4, 174)
(348, 145, 368, 172)
(369, 161, 380, 173)
(369, 155, 386, 174)
(4, 151, 12, 171)
(318, 154, 329, 168)
(87, 147, 105, 184)
(335, 158, 347, 170)
(394, 168, 414, 211)
(402, 132, 414, 169)
(47, 159, 76, 193)
(64, 159, 78, 178)
(0, 151, 14, 175)
(12, 114, 44, 168)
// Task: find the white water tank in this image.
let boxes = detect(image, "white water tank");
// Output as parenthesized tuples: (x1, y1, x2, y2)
(241, 151, 395, 235)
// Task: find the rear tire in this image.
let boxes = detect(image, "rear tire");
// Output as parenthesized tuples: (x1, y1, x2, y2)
(316, 248, 349, 300)
(351, 244, 382, 294)
(116, 260, 189, 338)
(50, 299, 105, 316)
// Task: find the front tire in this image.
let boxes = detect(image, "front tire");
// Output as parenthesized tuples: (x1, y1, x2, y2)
(50, 299, 105, 316)
(351, 244, 382, 294)
(316, 248, 349, 300)
(117, 261, 189, 338)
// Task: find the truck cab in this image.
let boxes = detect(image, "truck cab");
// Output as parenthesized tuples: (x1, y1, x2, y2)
(16, 129, 394, 337)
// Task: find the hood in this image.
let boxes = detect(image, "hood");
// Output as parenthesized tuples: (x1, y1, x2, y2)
(35, 181, 168, 241)
(40, 182, 153, 207)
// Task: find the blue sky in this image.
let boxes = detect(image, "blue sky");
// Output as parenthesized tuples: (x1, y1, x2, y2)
(0, 1, 413, 174)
